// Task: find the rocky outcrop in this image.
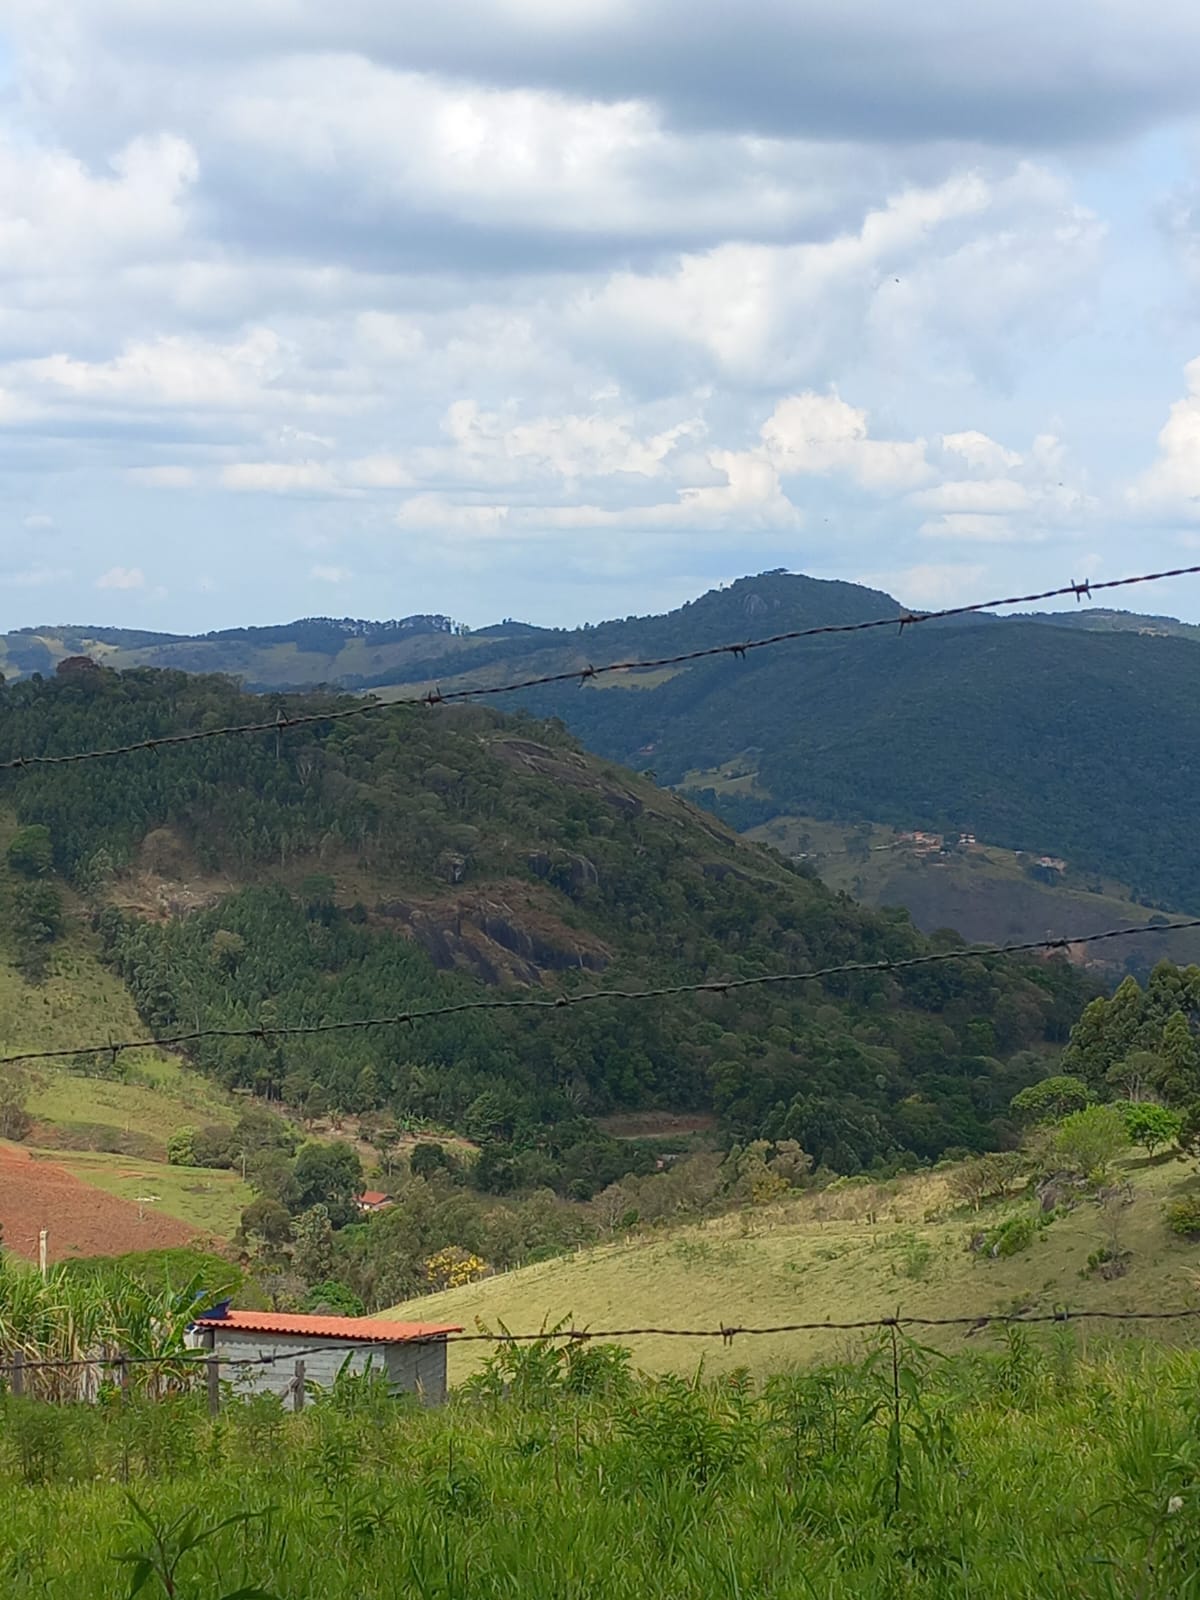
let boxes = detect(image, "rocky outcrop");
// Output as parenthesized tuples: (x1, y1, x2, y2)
(375, 886, 610, 986)
(492, 736, 644, 819)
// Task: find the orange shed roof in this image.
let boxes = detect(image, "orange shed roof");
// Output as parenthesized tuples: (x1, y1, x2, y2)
(193, 1309, 461, 1342)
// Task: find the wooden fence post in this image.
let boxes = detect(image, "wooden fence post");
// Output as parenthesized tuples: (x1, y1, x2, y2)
(11, 1350, 25, 1398)
(206, 1356, 221, 1418)
(116, 1353, 129, 1403)
(292, 1359, 305, 1413)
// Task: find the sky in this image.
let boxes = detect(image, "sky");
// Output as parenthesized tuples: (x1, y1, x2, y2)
(6, 3, 1200, 632)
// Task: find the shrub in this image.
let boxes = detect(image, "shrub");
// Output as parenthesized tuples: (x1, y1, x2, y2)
(166, 1127, 197, 1166)
(303, 1280, 365, 1316)
(1010, 1076, 1093, 1126)
(424, 1246, 490, 1291)
(5, 824, 52, 878)
(973, 1215, 1038, 1258)
(1165, 1195, 1200, 1240)
(410, 1143, 449, 1180)
(192, 1124, 235, 1169)
(1122, 1103, 1182, 1158)
(948, 1152, 1026, 1210)
(0, 1074, 32, 1142)
(1052, 1105, 1129, 1183)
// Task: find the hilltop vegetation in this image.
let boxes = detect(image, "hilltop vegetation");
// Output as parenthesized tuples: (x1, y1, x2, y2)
(0, 664, 1093, 1193)
(516, 606, 1200, 914)
(7, 572, 1200, 915)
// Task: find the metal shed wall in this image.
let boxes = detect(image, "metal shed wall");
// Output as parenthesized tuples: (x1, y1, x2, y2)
(199, 1329, 449, 1408)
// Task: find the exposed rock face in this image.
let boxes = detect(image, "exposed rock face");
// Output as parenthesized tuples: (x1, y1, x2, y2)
(375, 886, 610, 985)
(526, 850, 599, 896)
(492, 736, 643, 819)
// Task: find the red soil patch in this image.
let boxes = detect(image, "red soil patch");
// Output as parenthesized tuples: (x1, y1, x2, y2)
(0, 1142, 200, 1263)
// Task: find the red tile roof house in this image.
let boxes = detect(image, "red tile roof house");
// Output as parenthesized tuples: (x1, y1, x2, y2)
(357, 1190, 393, 1214)
(190, 1308, 462, 1407)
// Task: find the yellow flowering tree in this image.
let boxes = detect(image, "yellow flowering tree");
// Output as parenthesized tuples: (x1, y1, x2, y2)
(423, 1246, 491, 1292)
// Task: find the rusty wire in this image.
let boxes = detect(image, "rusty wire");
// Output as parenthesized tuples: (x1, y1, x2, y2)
(1, 1305, 1199, 1377)
(1, 915, 1198, 1070)
(1, 564, 1198, 775)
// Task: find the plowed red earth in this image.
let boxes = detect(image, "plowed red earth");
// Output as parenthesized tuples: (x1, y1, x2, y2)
(0, 1142, 199, 1262)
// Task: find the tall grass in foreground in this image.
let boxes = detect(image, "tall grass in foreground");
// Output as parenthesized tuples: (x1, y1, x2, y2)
(0, 1255, 230, 1401)
(0, 1331, 1197, 1597)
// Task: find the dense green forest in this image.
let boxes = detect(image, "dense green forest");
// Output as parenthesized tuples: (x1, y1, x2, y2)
(0, 665, 1095, 1187)
(7, 572, 1199, 912)
(511, 607, 1200, 911)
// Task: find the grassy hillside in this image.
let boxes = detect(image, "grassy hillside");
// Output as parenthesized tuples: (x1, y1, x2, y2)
(47, 1149, 249, 1236)
(388, 1153, 1200, 1384)
(742, 809, 1200, 977)
(0, 666, 1098, 1183)
(0, 808, 250, 1237)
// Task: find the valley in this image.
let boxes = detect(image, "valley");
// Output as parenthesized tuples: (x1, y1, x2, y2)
(738, 807, 1200, 976)
(0, 601, 1197, 1374)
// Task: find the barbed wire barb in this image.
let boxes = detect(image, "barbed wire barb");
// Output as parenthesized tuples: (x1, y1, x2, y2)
(2, 563, 1199, 774)
(1, 1305, 1198, 1378)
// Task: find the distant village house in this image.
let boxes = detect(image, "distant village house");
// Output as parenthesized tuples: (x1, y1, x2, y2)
(357, 1190, 394, 1214)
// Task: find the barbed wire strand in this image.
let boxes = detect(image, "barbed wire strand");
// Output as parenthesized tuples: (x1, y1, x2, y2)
(2, 1306, 1199, 1376)
(2, 565, 1199, 775)
(2, 915, 1198, 1071)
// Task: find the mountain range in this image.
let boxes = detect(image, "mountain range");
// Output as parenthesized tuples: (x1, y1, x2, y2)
(6, 570, 1199, 914)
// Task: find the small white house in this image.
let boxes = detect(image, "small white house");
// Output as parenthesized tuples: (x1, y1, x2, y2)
(190, 1308, 462, 1407)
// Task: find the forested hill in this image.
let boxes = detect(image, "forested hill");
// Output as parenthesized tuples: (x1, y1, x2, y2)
(5, 571, 1200, 907)
(0, 667, 1093, 1183)
(516, 616, 1200, 913)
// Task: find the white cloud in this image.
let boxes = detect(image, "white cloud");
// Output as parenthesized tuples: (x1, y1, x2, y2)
(0, 133, 197, 281)
(96, 565, 146, 589)
(344, 455, 413, 488)
(918, 513, 1049, 543)
(432, 398, 703, 485)
(310, 563, 352, 583)
(30, 0, 1200, 158)
(0, 4, 1185, 630)
(393, 494, 512, 536)
(909, 478, 1032, 513)
(573, 166, 1099, 390)
(858, 561, 988, 606)
(212, 56, 862, 247)
(761, 392, 932, 491)
(22, 513, 55, 530)
(940, 431, 1023, 473)
(1129, 356, 1200, 516)
(22, 329, 293, 411)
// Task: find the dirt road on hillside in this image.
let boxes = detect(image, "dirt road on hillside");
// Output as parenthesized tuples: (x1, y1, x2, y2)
(0, 1142, 200, 1262)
